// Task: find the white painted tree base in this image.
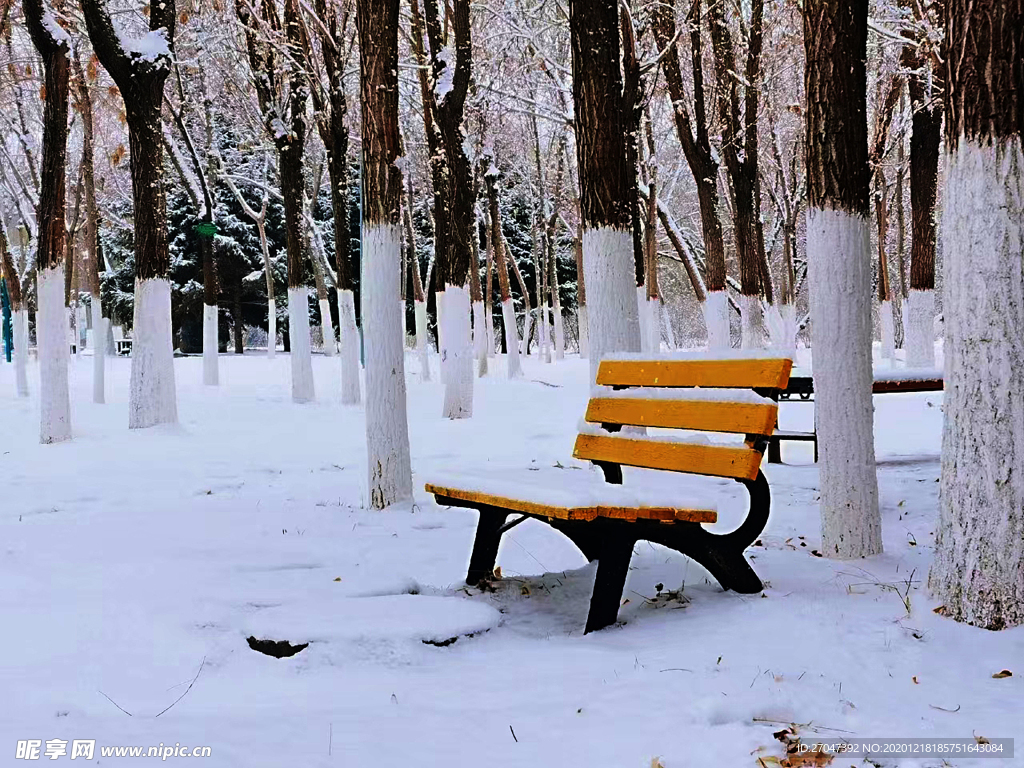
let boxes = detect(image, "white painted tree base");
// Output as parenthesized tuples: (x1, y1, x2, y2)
(484, 306, 496, 357)
(473, 300, 488, 376)
(320, 297, 336, 356)
(92, 311, 106, 404)
(38, 267, 71, 443)
(807, 208, 881, 559)
(553, 304, 565, 360)
(765, 302, 797, 356)
(14, 308, 29, 397)
(129, 277, 178, 430)
(338, 289, 361, 405)
(740, 293, 766, 350)
(441, 284, 473, 419)
(203, 303, 219, 386)
(501, 299, 522, 379)
(929, 137, 1024, 629)
(904, 289, 936, 369)
(582, 227, 641, 381)
(288, 287, 316, 404)
(361, 224, 413, 509)
(577, 305, 589, 359)
(267, 298, 276, 359)
(704, 290, 730, 350)
(414, 300, 431, 382)
(879, 300, 896, 363)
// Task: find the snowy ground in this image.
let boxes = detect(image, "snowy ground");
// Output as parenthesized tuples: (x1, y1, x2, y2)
(1, 348, 1021, 767)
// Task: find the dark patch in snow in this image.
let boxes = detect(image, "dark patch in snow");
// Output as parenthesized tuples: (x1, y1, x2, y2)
(246, 636, 309, 658)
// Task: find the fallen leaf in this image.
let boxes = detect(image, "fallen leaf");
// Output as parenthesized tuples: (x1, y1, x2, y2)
(810, 550, 823, 557)
(975, 732, 990, 744)
(912, 676, 919, 684)
(651, 758, 666, 768)
(992, 669, 1012, 679)
(333, 577, 342, 582)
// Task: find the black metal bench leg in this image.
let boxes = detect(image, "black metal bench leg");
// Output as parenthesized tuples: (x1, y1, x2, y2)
(466, 507, 508, 585)
(584, 533, 636, 634)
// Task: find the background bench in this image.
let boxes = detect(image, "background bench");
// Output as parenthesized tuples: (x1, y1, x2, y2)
(768, 371, 943, 463)
(426, 355, 793, 633)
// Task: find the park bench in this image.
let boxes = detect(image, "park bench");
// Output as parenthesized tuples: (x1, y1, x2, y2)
(426, 355, 793, 633)
(768, 371, 943, 463)
(112, 325, 133, 356)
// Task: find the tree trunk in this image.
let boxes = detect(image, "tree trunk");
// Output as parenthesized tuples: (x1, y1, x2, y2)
(358, 0, 413, 508)
(25, 0, 72, 442)
(72, 53, 105, 403)
(404, 173, 431, 381)
(571, 0, 642, 381)
(804, 0, 881, 558)
(485, 166, 522, 378)
(82, 0, 178, 429)
(928, 0, 1024, 630)
(903, 44, 942, 369)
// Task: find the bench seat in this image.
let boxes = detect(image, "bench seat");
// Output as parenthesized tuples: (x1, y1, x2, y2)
(425, 473, 717, 524)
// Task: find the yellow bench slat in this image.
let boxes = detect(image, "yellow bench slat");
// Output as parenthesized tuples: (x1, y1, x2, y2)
(596, 358, 793, 389)
(585, 397, 778, 436)
(572, 433, 763, 480)
(424, 483, 717, 524)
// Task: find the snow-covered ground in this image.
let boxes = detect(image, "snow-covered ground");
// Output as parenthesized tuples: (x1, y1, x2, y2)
(1, 349, 1020, 766)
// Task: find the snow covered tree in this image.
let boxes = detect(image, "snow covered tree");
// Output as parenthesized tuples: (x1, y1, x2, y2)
(484, 162, 522, 377)
(571, 0, 642, 379)
(24, 0, 72, 443)
(929, 0, 1024, 629)
(358, 0, 413, 508)
(81, 0, 178, 429)
(804, 0, 881, 558)
(236, 0, 315, 403)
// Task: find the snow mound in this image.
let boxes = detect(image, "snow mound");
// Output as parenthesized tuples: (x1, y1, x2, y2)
(243, 594, 501, 645)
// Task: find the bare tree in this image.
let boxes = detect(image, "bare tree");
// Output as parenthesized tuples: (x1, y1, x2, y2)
(651, 0, 729, 347)
(358, 0, 413, 507)
(0, 221, 28, 396)
(236, 0, 315, 403)
(24, 0, 72, 442)
(81, 0, 179, 428)
(484, 162, 522, 377)
(571, 0, 641, 380)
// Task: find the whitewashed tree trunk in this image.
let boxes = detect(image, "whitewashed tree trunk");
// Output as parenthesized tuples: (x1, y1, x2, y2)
(14, 308, 29, 397)
(288, 287, 315, 403)
(473, 299, 487, 376)
(740, 294, 766, 349)
(414, 299, 431, 380)
(363, 224, 413, 508)
(75, 303, 87, 352)
(501, 298, 522, 378)
(577, 304, 589, 358)
(904, 288, 936, 368)
(484, 305, 496, 356)
(647, 297, 661, 352)
(765, 302, 797, 356)
(879, 299, 896, 362)
(441, 284, 473, 418)
(929, 137, 1024, 629)
(337, 288, 361, 404)
(808, 209, 882, 558)
(519, 307, 533, 357)
(267, 298, 277, 358)
(704, 289, 730, 350)
(583, 228, 642, 381)
(553, 305, 565, 360)
(92, 306, 105, 404)
(660, 300, 677, 349)
(129, 277, 178, 429)
(637, 286, 652, 352)
(38, 267, 71, 442)
(319, 297, 336, 357)
(203, 304, 219, 385)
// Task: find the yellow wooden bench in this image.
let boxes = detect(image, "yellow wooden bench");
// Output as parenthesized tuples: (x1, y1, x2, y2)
(426, 355, 793, 633)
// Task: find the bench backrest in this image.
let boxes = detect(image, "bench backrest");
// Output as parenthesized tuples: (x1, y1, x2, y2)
(572, 356, 793, 481)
